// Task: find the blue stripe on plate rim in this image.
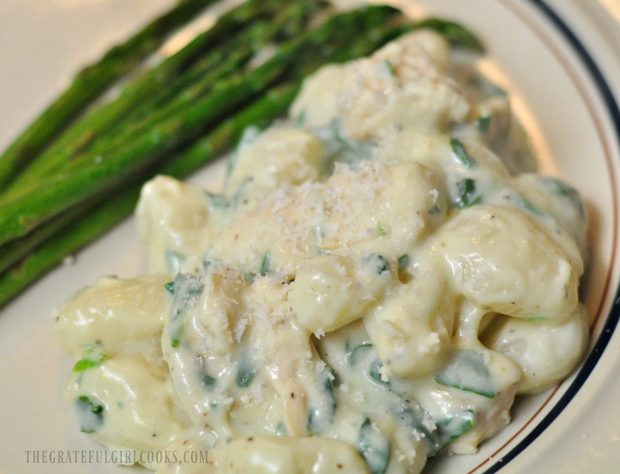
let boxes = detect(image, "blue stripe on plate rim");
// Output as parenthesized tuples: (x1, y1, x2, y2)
(483, 0, 620, 472)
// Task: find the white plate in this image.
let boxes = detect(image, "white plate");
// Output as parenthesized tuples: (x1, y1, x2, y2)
(1, 0, 619, 473)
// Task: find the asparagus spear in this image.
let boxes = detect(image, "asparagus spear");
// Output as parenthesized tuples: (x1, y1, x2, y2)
(0, 5, 401, 248)
(0, 190, 139, 308)
(0, 0, 221, 189)
(5, 0, 281, 192)
(0, 198, 93, 276)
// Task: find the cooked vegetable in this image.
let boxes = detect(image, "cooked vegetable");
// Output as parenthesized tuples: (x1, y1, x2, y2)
(236, 362, 256, 388)
(307, 368, 338, 433)
(347, 342, 477, 455)
(435, 350, 497, 398)
(454, 178, 481, 208)
(259, 251, 271, 276)
(72, 344, 106, 373)
(75, 395, 105, 433)
(364, 254, 390, 275)
(358, 418, 391, 474)
(0, 0, 219, 188)
(0, 197, 95, 274)
(168, 273, 204, 348)
(450, 137, 475, 168)
(202, 373, 217, 389)
(436, 410, 476, 446)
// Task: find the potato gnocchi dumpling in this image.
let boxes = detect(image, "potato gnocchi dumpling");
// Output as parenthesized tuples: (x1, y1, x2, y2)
(56, 29, 588, 474)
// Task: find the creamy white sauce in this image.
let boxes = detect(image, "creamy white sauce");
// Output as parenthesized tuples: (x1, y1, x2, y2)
(55, 30, 588, 474)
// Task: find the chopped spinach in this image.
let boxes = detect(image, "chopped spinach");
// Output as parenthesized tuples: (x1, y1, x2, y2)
(170, 329, 182, 348)
(435, 350, 497, 398)
(435, 409, 476, 446)
(450, 138, 475, 168)
(202, 374, 217, 389)
(346, 342, 373, 366)
(346, 342, 473, 455)
(347, 343, 388, 388)
(73, 344, 105, 373)
(519, 196, 545, 216)
(307, 367, 338, 434)
(455, 178, 482, 208)
(205, 191, 231, 210)
(368, 359, 388, 387)
(476, 115, 492, 133)
(314, 118, 375, 172)
(168, 274, 204, 349)
(363, 254, 390, 275)
(259, 251, 271, 276)
(236, 364, 256, 388)
(376, 256, 390, 274)
(76, 395, 105, 433)
(358, 418, 391, 474)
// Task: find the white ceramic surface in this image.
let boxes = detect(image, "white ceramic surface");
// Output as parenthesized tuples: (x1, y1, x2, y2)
(0, 1, 619, 473)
